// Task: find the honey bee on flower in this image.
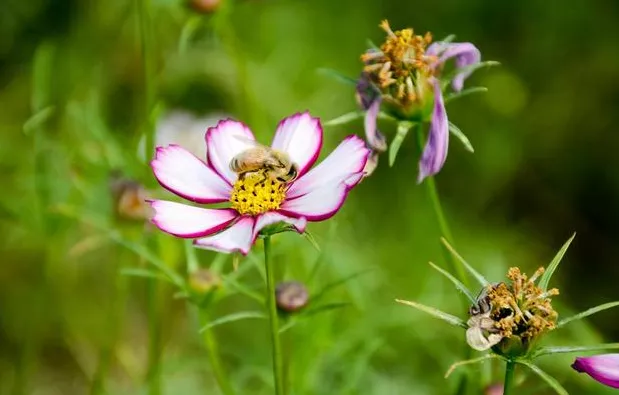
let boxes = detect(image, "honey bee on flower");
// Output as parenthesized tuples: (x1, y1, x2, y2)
(148, 112, 370, 255)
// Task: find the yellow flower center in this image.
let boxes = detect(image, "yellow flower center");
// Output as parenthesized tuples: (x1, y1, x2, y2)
(230, 171, 287, 216)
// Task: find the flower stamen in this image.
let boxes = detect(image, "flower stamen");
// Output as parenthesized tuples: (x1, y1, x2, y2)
(230, 171, 287, 216)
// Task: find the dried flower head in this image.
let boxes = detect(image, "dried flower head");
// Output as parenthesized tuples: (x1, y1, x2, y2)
(467, 267, 559, 357)
(109, 174, 151, 221)
(357, 20, 485, 182)
(360, 20, 436, 119)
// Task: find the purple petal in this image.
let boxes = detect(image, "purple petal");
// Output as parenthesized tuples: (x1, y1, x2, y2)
(151, 145, 231, 203)
(432, 42, 481, 92)
(148, 200, 238, 238)
(572, 354, 619, 389)
(287, 135, 370, 199)
(206, 119, 256, 184)
(418, 80, 449, 183)
(270, 112, 323, 177)
(194, 216, 255, 255)
(280, 172, 364, 221)
(364, 98, 387, 152)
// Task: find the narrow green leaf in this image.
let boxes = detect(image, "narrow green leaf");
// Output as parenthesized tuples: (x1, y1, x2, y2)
(395, 299, 467, 328)
(558, 301, 619, 328)
(444, 354, 499, 378)
(32, 42, 55, 111)
(199, 311, 267, 332)
(304, 302, 350, 316)
(23, 106, 55, 135)
(533, 343, 619, 358)
(441, 238, 489, 287)
(178, 15, 202, 53)
(323, 111, 363, 127)
(429, 262, 476, 303)
(377, 111, 397, 122)
(317, 68, 357, 86)
(389, 121, 413, 166)
(120, 268, 172, 283)
(439, 34, 456, 44)
(312, 268, 374, 305)
(366, 38, 380, 50)
(221, 277, 264, 303)
(448, 122, 474, 153)
(539, 233, 576, 291)
(517, 361, 568, 395)
(302, 230, 321, 252)
(444, 87, 488, 104)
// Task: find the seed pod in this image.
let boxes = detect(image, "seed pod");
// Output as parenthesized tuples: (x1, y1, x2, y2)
(189, 0, 221, 14)
(275, 281, 309, 313)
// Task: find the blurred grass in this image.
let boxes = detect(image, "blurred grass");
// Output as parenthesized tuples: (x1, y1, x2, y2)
(1, 0, 619, 394)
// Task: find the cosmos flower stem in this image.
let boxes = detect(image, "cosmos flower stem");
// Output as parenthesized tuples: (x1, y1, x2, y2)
(146, 271, 162, 395)
(136, 0, 156, 171)
(414, 128, 468, 288)
(199, 308, 237, 395)
(264, 236, 286, 395)
(503, 361, 516, 395)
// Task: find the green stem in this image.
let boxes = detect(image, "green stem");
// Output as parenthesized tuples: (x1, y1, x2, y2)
(414, 125, 472, 395)
(414, 126, 468, 288)
(503, 361, 515, 395)
(146, 276, 162, 395)
(264, 236, 285, 395)
(199, 309, 236, 395)
(137, 0, 155, 170)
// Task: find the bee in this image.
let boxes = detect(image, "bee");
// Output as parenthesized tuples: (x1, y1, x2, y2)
(229, 140, 299, 183)
(465, 285, 504, 351)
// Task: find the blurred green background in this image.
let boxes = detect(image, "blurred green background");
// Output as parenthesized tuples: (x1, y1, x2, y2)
(1, 0, 619, 394)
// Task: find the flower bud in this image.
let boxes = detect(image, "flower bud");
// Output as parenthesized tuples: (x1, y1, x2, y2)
(188, 0, 221, 13)
(275, 281, 309, 313)
(189, 269, 221, 294)
(484, 384, 503, 395)
(109, 173, 151, 221)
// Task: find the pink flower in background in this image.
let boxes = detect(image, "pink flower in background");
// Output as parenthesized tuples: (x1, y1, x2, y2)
(148, 112, 370, 255)
(572, 354, 619, 389)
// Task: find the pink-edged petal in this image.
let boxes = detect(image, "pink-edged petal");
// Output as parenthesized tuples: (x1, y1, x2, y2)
(151, 145, 231, 203)
(280, 173, 364, 221)
(252, 212, 307, 241)
(418, 80, 449, 183)
(287, 135, 370, 199)
(572, 354, 619, 389)
(194, 216, 255, 255)
(148, 200, 238, 238)
(206, 119, 256, 184)
(270, 112, 323, 177)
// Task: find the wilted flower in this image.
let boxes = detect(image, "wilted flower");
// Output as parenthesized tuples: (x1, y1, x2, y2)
(109, 173, 151, 221)
(358, 20, 485, 182)
(572, 354, 619, 389)
(276, 281, 309, 312)
(149, 112, 370, 255)
(466, 267, 559, 357)
(397, 236, 619, 393)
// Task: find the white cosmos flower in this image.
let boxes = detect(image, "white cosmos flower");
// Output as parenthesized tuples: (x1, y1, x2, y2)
(148, 112, 370, 255)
